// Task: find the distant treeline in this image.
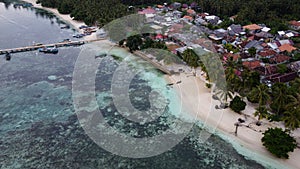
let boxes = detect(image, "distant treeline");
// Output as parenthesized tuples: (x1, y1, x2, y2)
(196, 0, 300, 25)
(36, 0, 300, 28)
(36, 0, 133, 26)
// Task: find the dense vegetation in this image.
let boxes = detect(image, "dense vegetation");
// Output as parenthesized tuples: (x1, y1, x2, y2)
(35, 0, 300, 30)
(262, 128, 297, 159)
(196, 0, 300, 23)
(120, 34, 167, 52)
(36, 0, 133, 26)
(181, 49, 199, 69)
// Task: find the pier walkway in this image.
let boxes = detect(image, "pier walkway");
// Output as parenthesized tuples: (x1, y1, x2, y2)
(0, 38, 105, 55)
(133, 51, 172, 75)
(1, 39, 172, 75)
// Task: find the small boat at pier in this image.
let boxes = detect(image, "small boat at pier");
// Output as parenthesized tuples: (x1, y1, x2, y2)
(5, 53, 11, 61)
(73, 34, 84, 38)
(13, 3, 33, 8)
(95, 53, 107, 59)
(60, 25, 70, 29)
(38, 47, 58, 54)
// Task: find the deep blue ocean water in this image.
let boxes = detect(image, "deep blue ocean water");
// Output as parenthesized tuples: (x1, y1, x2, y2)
(0, 2, 268, 169)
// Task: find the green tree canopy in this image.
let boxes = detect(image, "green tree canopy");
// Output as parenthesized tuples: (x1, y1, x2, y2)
(248, 47, 257, 57)
(38, 0, 132, 26)
(229, 96, 246, 113)
(126, 35, 143, 52)
(262, 128, 297, 159)
(254, 106, 269, 121)
(270, 83, 290, 115)
(283, 107, 300, 131)
(140, 37, 167, 50)
(241, 69, 260, 95)
(247, 84, 270, 106)
(289, 78, 300, 95)
(282, 92, 300, 130)
(182, 48, 199, 69)
(277, 64, 288, 74)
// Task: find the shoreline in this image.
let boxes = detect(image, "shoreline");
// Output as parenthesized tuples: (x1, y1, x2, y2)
(22, 0, 97, 41)
(19, 1, 300, 168)
(165, 73, 300, 169)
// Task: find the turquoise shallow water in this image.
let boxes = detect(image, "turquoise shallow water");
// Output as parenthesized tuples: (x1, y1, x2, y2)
(0, 2, 270, 169)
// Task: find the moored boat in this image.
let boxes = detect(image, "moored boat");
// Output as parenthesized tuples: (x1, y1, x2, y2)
(60, 25, 70, 29)
(38, 47, 58, 54)
(95, 53, 107, 59)
(5, 53, 11, 61)
(13, 3, 33, 8)
(72, 34, 84, 38)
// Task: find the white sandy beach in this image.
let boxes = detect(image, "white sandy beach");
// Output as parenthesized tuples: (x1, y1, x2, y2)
(21, 0, 300, 168)
(166, 72, 300, 169)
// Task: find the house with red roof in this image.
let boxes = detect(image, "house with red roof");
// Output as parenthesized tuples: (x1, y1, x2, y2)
(243, 60, 261, 70)
(247, 36, 255, 41)
(269, 54, 290, 64)
(155, 34, 167, 41)
(243, 24, 262, 31)
(186, 9, 196, 16)
(198, 13, 208, 18)
(289, 20, 300, 30)
(255, 65, 278, 76)
(258, 49, 277, 58)
(192, 38, 217, 53)
(266, 72, 298, 83)
(223, 53, 240, 61)
(138, 7, 156, 15)
(167, 43, 181, 54)
(278, 44, 297, 53)
(183, 15, 194, 22)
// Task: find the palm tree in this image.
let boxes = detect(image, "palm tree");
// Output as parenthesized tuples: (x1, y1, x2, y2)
(289, 78, 300, 95)
(270, 83, 289, 115)
(215, 88, 234, 104)
(286, 93, 300, 110)
(247, 84, 270, 107)
(254, 106, 269, 121)
(225, 66, 242, 92)
(282, 92, 300, 130)
(182, 49, 199, 75)
(257, 84, 271, 106)
(291, 78, 300, 88)
(240, 69, 260, 96)
(282, 107, 300, 131)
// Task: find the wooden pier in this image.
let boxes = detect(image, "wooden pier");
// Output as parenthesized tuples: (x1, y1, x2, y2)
(1, 39, 172, 75)
(133, 51, 172, 75)
(0, 38, 104, 55)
